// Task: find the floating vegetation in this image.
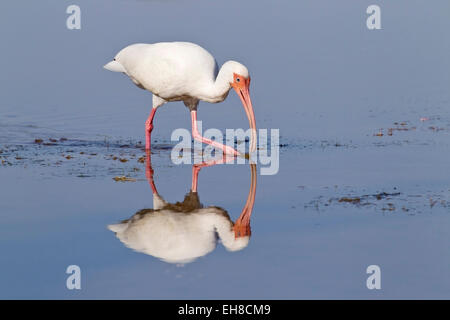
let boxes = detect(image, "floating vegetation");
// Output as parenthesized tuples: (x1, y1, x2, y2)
(113, 176, 136, 182)
(0, 136, 170, 180)
(336, 192, 401, 207)
(374, 117, 449, 138)
(303, 187, 449, 215)
(137, 156, 146, 163)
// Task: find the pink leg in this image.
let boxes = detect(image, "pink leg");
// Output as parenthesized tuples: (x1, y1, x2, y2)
(191, 166, 200, 193)
(145, 108, 157, 151)
(190, 155, 235, 192)
(145, 150, 158, 194)
(191, 110, 239, 156)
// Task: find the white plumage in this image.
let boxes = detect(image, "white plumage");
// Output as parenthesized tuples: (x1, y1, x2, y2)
(108, 194, 250, 264)
(104, 41, 256, 154)
(108, 159, 257, 264)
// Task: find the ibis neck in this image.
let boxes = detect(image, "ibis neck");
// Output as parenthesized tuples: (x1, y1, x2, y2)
(199, 63, 233, 103)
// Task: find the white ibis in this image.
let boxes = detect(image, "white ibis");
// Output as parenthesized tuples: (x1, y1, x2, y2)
(103, 42, 256, 155)
(107, 152, 256, 264)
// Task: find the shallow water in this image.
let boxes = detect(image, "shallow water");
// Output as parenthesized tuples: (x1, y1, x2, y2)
(1, 0, 450, 299)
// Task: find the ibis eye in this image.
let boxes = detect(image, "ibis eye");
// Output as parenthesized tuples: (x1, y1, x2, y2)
(236, 78, 240, 82)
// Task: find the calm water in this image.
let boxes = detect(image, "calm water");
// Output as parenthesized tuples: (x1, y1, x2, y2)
(0, 0, 450, 299)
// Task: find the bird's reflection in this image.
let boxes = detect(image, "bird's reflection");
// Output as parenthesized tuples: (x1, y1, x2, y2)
(108, 151, 257, 264)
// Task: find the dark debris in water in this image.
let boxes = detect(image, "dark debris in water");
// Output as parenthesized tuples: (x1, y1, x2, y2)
(338, 192, 401, 204)
(373, 116, 449, 138)
(0, 137, 173, 180)
(302, 186, 450, 215)
(113, 176, 137, 182)
(276, 139, 358, 152)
